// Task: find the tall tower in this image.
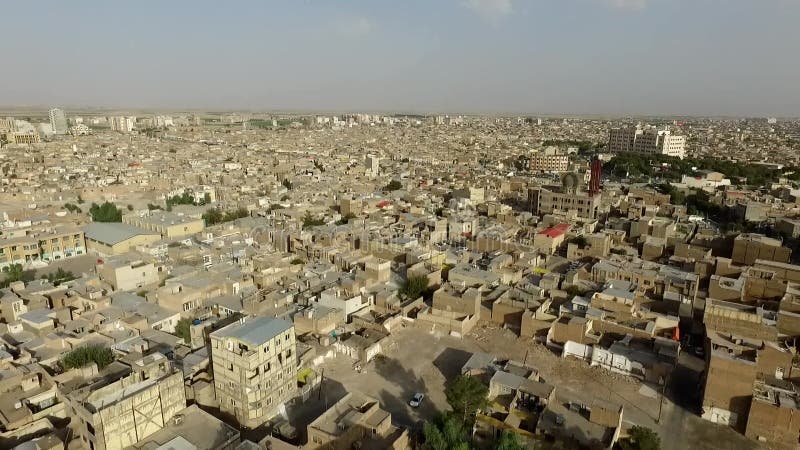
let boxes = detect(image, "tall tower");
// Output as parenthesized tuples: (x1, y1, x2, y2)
(589, 157, 603, 195)
(49, 108, 68, 134)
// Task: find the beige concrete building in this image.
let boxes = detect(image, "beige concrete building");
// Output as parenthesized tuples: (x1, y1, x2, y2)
(38, 228, 86, 262)
(98, 254, 159, 291)
(63, 353, 186, 450)
(745, 376, 800, 449)
(529, 186, 601, 219)
(732, 234, 791, 266)
(210, 316, 297, 429)
(0, 228, 85, 269)
(123, 211, 204, 239)
(306, 392, 409, 450)
(83, 222, 161, 256)
(529, 152, 569, 173)
(0, 236, 40, 268)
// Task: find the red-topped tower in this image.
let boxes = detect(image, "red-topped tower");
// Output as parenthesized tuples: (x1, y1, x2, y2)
(589, 157, 602, 195)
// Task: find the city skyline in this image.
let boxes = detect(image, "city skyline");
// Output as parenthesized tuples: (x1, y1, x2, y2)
(3, 1, 799, 117)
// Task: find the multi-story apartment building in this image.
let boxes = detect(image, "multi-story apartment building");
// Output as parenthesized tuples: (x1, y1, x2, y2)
(529, 152, 569, 173)
(48, 108, 68, 134)
(62, 353, 186, 450)
(607, 127, 638, 153)
(3, 130, 41, 144)
(0, 237, 40, 268)
(38, 228, 86, 262)
(210, 316, 297, 429)
(528, 186, 602, 219)
(63, 353, 186, 450)
(109, 116, 137, 132)
(608, 125, 686, 159)
(0, 226, 84, 269)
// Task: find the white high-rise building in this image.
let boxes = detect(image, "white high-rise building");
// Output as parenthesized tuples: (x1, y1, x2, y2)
(109, 116, 137, 132)
(49, 108, 68, 134)
(365, 154, 380, 177)
(608, 125, 685, 159)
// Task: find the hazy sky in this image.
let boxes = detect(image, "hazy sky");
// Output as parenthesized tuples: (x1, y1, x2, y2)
(3, 1, 799, 116)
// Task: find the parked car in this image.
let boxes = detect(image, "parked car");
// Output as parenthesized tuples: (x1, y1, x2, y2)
(409, 393, 425, 407)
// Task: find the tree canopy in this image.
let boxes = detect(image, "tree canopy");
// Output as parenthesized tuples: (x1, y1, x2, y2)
(384, 180, 403, 191)
(61, 345, 114, 370)
(496, 431, 526, 450)
(446, 374, 489, 425)
(175, 318, 192, 344)
(302, 211, 326, 229)
(45, 268, 76, 286)
(619, 426, 661, 450)
(604, 152, 800, 185)
(203, 207, 249, 225)
(89, 202, 122, 222)
(399, 274, 429, 301)
(423, 414, 469, 450)
(1, 264, 34, 288)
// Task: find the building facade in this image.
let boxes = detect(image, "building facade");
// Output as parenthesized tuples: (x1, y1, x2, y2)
(210, 316, 298, 429)
(529, 153, 569, 173)
(608, 125, 686, 159)
(49, 108, 68, 134)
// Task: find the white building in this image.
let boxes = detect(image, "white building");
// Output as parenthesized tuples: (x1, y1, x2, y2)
(109, 116, 137, 132)
(48, 108, 68, 134)
(365, 154, 380, 177)
(608, 125, 686, 159)
(530, 149, 569, 173)
(70, 123, 91, 136)
(679, 171, 731, 189)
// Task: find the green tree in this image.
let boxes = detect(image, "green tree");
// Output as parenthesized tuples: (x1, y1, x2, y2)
(446, 374, 489, 426)
(1, 263, 26, 288)
(619, 426, 661, 450)
(282, 178, 293, 190)
(127, 204, 134, 211)
(497, 431, 525, 450)
(302, 211, 325, 229)
(202, 207, 224, 225)
(175, 318, 192, 344)
(45, 268, 76, 286)
(399, 274, 429, 300)
(61, 345, 114, 370)
(384, 179, 403, 191)
(89, 202, 122, 222)
(222, 207, 249, 222)
(423, 414, 469, 450)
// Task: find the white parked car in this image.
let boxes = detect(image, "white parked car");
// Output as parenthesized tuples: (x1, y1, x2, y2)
(409, 393, 425, 407)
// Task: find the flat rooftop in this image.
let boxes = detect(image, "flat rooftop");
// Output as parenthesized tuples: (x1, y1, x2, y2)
(210, 315, 292, 347)
(132, 404, 240, 450)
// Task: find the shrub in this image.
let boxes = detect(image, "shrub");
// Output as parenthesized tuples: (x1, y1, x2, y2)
(61, 345, 114, 370)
